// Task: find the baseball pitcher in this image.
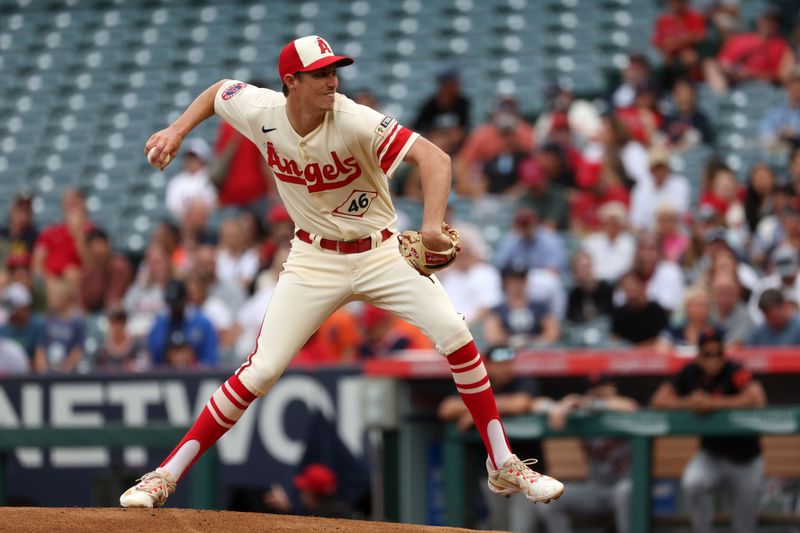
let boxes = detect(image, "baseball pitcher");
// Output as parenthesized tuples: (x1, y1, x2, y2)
(120, 35, 564, 509)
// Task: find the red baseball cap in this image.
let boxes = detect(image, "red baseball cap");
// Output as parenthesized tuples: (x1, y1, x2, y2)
(278, 35, 353, 81)
(293, 463, 338, 496)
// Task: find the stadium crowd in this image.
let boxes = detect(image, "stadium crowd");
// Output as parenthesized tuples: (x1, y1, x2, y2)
(0, 1, 799, 376)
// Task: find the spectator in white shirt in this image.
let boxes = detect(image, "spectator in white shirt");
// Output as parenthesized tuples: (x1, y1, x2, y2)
(748, 245, 800, 325)
(630, 148, 690, 231)
(439, 227, 502, 325)
(165, 138, 217, 221)
(632, 232, 686, 313)
(216, 217, 260, 290)
(583, 202, 636, 284)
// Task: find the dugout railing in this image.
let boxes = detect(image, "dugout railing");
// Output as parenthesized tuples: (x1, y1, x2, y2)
(442, 408, 800, 532)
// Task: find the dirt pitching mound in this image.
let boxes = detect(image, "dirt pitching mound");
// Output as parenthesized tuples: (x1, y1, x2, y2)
(0, 507, 504, 533)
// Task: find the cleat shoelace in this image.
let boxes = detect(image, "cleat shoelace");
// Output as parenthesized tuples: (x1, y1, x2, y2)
(507, 457, 542, 485)
(134, 471, 175, 506)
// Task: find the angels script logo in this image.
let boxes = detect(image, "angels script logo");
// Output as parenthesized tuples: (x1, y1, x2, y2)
(265, 141, 362, 193)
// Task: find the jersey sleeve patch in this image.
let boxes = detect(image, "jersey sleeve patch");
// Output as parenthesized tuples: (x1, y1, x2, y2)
(377, 123, 414, 174)
(374, 115, 395, 137)
(221, 82, 248, 100)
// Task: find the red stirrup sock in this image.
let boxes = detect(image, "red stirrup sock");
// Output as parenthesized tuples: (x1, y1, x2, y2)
(446, 341, 512, 469)
(159, 374, 257, 481)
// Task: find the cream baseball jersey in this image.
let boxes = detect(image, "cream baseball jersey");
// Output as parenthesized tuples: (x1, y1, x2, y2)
(214, 80, 419, 240)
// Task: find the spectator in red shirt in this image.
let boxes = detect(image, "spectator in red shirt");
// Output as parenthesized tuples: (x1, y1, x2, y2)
(455, 97, 535, 197)
(32, 188, 93, 287)
(652, 0, 707, 85)
(211, 82, 274, 210)
(704, 7, 792, 94)
(615, 84, 663, 146)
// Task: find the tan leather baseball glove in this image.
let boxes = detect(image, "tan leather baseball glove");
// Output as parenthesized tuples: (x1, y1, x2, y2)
(398, 222, 460, 277)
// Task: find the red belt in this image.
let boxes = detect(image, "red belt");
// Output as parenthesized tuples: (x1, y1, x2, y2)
(295, 228, 394, 254)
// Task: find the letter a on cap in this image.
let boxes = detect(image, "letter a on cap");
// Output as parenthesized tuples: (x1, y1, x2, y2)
(317, 37, 332, 54)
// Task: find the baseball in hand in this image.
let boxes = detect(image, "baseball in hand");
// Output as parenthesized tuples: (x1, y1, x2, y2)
(147, 146, 171, 168)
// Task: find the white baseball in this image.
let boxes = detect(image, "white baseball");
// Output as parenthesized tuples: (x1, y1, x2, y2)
(147, 146, 171, 167)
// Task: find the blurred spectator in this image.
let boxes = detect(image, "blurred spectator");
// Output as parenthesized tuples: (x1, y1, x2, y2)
(79, 228, 134, 312)
(790, 147, 800, 194)
(357, 305, 417, 358)
(615, 84, 663, 146)
(455, 97, 535, 197)
(165, 138, 217, 220)
(518, 146, 571, 230)
(651, 0, 706, 84)
(216, 217, 260, 290)
(164, 330, 198, 369)
(235, 245, 288, 357)
(192, 242, 247, 316)
(527, 268, 568, 323)
(691, 227, 758, 294)
(237, 211, 265, 273)
(32, 187, 92, 285)
(750, 184, 796, 267)
(710, 272, 753, 346)
(660, 78, 715, 149)
(6, 252, 45, 312)
(185, 272, 235, 362)
(151, 220, 183, 272)
(483, 263, 560, 349)
(759, 68, 800, 151)
(94, 307, 149, 372)
(748, 287, 800, 345)
(630, 148, 690, 231)
(704, 6, 791, 94)
(582, 202, 636, 283)
(535, 84, 584, 150)
(316, 306, 363, 363)
(632, 233, 686, 312)
(681, 204, 723, 280)
(412, 66, 470, 155)
(123, 245, 172, 338)
(0, 282, 43, 359)
(211, 85, 273, 209)
(438, 346, 547, 532)
(542, 375, 637, 533)
(0, 190, 38, 268)
(292, 330, 338, 366)
(481, 127, 531, 196)
(747, 246, 800, 325)
(148, 279, 218, 366)
(669, 285, 716, 347)
(743, 163, 777, 233)
(439, 227, 501, 326)
(655, 204, 690, 263)
(263, 463, 354, 519)
(260, 204, 295, 269)
(178, 198, 215, 265)
(651, 328, 766, 533)
(700, 0, 742, 44)
(611, 272, 669, 347)
(611, 54, 652, 109)
(494, 208, 566, 273)
(0, 336, 28, 375)
(34, 277, 86, 373)
(699, 163, 746, 236)
(566, 251, 615, 324)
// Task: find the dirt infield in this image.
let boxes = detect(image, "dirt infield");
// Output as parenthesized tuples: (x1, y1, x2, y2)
(0, 507, 505, 532)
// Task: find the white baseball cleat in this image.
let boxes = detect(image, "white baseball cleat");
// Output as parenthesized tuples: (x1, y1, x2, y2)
(486, 454, 565, 504)
(119, 467, 177, 508)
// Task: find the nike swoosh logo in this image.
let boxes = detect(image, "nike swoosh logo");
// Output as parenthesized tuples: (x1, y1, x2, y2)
(262, 126, 276, 133)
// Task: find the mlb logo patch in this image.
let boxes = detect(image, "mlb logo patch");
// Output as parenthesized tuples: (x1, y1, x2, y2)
(222, 82, 247, 100)
(374, 115, 395, 137)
